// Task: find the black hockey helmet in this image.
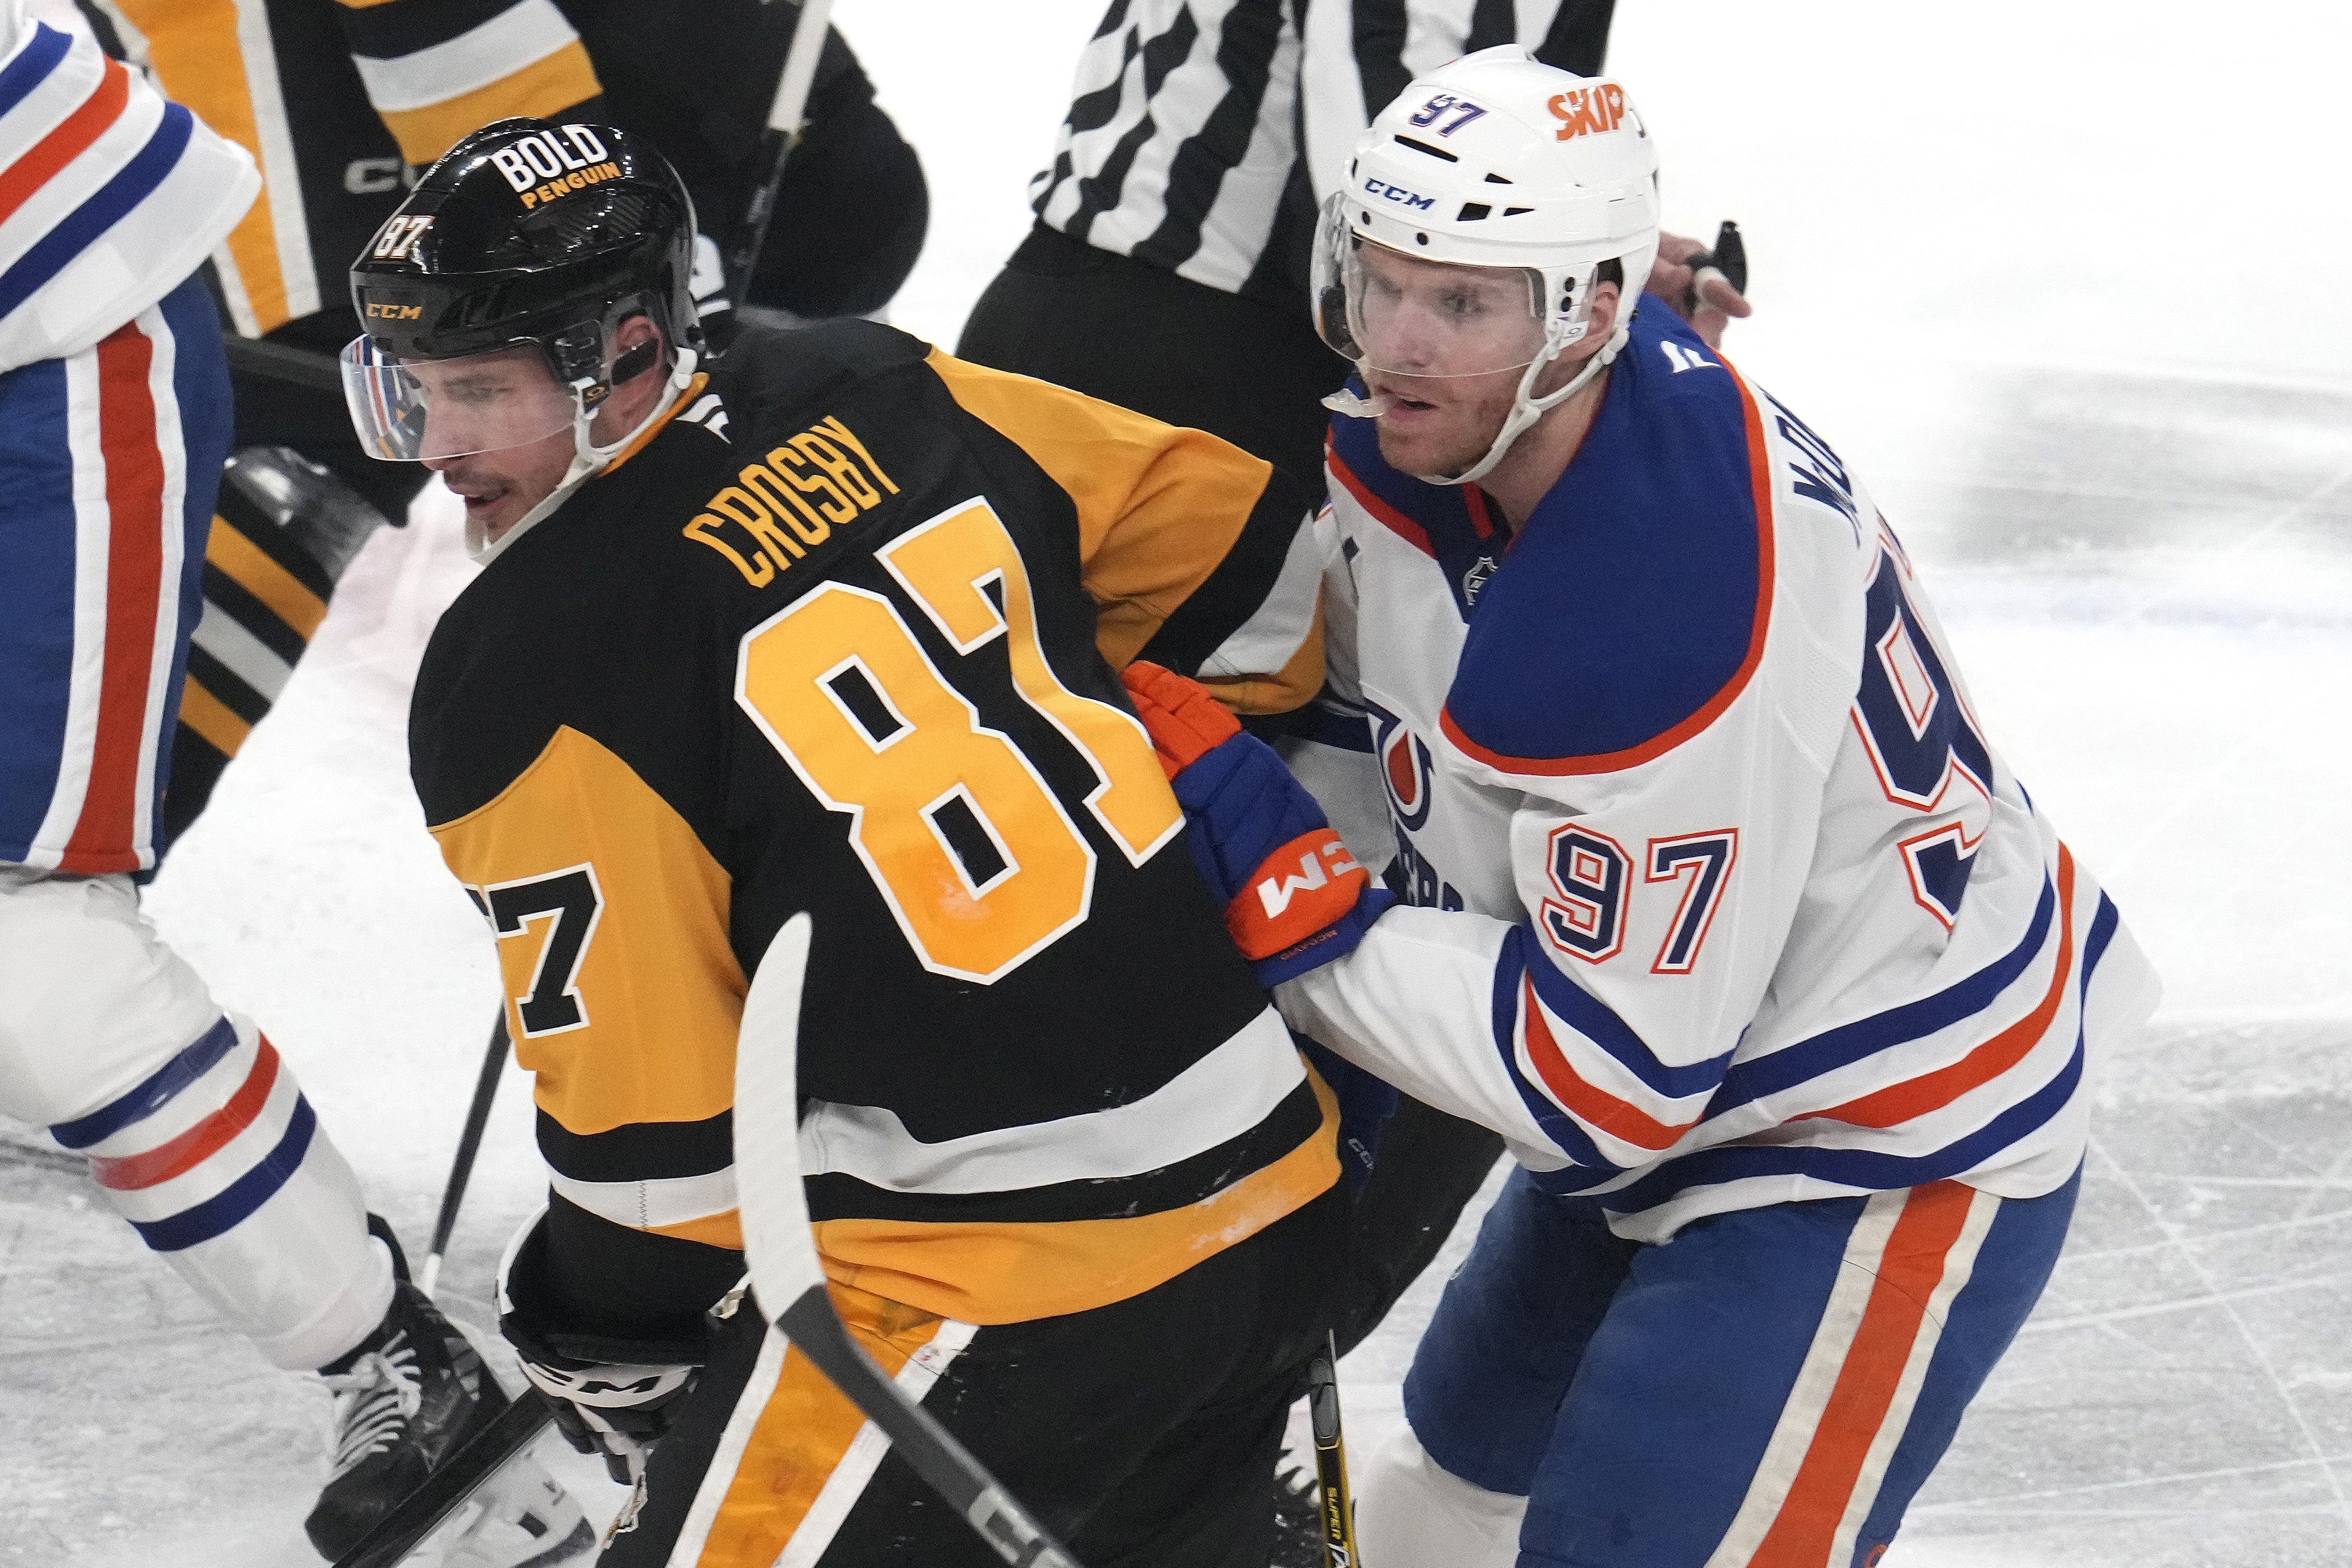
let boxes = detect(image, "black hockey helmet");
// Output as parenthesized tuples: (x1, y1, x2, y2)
(343, 117, 703, 460)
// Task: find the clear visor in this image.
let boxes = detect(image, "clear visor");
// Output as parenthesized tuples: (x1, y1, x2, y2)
(1311, 193, 1548, 379)
(340, 337, 582, 462)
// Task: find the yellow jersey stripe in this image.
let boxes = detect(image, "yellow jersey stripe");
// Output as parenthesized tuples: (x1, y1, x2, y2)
(374, 38, 600, 166)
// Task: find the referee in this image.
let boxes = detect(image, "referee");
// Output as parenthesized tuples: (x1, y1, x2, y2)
(958, 0, 1751, 1361)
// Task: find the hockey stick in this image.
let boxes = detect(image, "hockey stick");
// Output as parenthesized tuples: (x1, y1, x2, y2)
(733, 914, 1083, 1568)
(1306, 1335, 1362, 1568)
(222, 334, 344, 390)
(722, 0, 836, 305)
(328, 1389, 557, 1568)
(417, 1013, 510, 1298)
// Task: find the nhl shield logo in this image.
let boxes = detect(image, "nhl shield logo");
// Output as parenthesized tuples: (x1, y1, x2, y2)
(1373, 707, 1436, 831)
(1462, 555, 1496, 608)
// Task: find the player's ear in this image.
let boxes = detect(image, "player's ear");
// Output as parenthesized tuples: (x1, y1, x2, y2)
(609, 312, 665, 385)
(1582, 277, 1622, 348)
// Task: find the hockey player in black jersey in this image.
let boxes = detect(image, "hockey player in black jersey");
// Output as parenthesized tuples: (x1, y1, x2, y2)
(76, 0, 928, 848)
(343, 119, 1343, 1564)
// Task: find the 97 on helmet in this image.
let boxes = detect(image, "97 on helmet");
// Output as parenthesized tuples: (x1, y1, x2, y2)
(342, 116, 705, 553)
(1311, 45, 1660, 484)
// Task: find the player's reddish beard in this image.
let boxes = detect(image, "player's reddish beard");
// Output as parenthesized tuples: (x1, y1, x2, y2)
(1364, 364, 1530, 482)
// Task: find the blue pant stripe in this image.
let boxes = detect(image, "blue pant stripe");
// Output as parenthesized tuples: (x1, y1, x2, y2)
(128, 1094, 316, 1253)
(49, 1016, 238, 1149)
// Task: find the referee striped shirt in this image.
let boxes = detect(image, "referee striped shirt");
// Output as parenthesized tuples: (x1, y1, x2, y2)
(1030, 0, 1612, 307)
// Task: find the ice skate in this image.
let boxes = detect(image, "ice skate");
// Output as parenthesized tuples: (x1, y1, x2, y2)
(304, 1280, 591, 1565)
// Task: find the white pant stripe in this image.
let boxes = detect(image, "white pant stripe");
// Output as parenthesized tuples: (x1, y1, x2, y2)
(775, 1319, 979, 1568)
(131, 299, 186, 871)
(665, 1315, 791, 1568)
(1826, 1187, 2000, 1565)
(1702, 1190, 1909, 1568)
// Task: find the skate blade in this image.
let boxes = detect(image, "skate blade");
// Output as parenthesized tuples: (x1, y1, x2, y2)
(430, 1456, 597, 1568)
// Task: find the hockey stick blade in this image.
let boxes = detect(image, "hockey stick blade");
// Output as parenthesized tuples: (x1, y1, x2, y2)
(329, 1389, 556, 1568)
(1306, 1336, 1360, 1568)
(732, 914, 1083, 1568)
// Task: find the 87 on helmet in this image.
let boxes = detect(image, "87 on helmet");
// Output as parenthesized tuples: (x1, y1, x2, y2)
(340, 117, 703, 467)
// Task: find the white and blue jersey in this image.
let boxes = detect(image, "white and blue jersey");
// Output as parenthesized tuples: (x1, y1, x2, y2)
(0, 6, 392, 1372)
(1, 4, 257, 871)
(1276, 303, 2160, 1244)
(0, 5, 257, 375)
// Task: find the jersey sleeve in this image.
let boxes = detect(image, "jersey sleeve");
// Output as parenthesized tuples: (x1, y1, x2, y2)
(332, 0, 604, 167)
(921, 347, 1325, 713)
(1276, 665, 1829, 1182)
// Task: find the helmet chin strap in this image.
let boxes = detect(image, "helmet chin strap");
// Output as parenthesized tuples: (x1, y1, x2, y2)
(466, 347, 701, 564)
(1427, 320, 1626, 489)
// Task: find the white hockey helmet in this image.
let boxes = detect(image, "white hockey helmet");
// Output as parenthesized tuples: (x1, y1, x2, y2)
(1312, 46, 1661, 483)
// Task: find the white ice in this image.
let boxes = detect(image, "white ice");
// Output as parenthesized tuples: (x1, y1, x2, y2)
(5, 2, 2349, 1563)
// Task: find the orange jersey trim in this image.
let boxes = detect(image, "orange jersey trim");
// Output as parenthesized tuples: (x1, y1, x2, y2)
(1520, 974, 1699, 1153)
(1436, 354, 1779, 778)
(1811, 846, 2079, 1129)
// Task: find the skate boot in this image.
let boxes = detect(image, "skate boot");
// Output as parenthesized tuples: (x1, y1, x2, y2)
(305, 1279, 590, 1564)
(1268, 1448, 1325, 1568)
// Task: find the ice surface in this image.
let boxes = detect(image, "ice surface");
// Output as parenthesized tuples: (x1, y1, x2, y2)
(5, 2, 2349, 1562)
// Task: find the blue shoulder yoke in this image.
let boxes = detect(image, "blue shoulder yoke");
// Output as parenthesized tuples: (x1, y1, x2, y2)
(1330, 305, 1770, 773)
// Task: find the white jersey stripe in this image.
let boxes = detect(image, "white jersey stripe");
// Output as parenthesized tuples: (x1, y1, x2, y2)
(547, 1165, 737, 1232)
(348, 0, 578, 112)
(230, 0, 318, 324)
(799, 1004, 1304, 1194)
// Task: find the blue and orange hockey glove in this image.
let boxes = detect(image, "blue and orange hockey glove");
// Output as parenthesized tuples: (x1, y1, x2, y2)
(1122, 661, 1394, 988)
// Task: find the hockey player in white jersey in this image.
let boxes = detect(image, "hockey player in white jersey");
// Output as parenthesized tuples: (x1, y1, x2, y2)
(1122, 46, 2163, 1568)
(0, 5, 584, 1559)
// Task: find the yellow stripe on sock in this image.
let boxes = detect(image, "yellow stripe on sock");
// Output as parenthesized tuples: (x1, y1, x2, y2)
(178, 679, 254, 759)
(206, 519, 330, 642)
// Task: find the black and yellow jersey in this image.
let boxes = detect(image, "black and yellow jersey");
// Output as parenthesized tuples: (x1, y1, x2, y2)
(410, 322, 1336, 1335)
(84, 0, 918, 338)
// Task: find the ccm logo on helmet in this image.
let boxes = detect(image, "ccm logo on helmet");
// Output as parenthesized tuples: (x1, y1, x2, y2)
(1363, 177, 1435, 212)
(1548, 83, 1628, 141)
(363, 301, 423, 320)
(489, 125, 621, 209)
